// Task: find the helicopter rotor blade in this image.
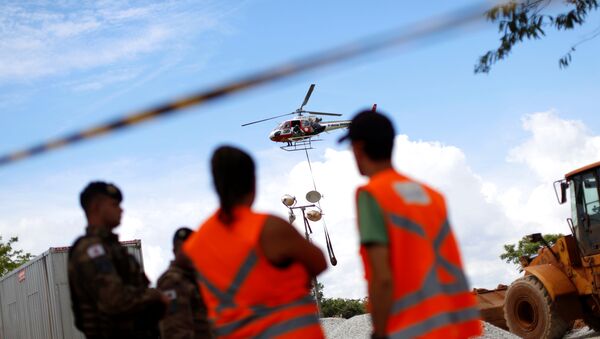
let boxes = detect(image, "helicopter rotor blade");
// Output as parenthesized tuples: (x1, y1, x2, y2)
(299, 84, 316, 111)
(241, 112, 295, 126)
(304, 111, 342, 116)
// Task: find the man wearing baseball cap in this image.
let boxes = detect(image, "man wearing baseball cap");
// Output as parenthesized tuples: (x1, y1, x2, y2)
(158, 227, 212, 338)
(340, 110, 481, 339)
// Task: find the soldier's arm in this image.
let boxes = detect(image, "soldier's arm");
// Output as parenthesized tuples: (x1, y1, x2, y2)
(157, 276, 195, 339)
(76, 241, 165, 316)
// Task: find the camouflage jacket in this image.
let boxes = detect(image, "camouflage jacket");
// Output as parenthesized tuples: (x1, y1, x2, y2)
(157, 261, 213, 339)
(68, 226, 165, 338)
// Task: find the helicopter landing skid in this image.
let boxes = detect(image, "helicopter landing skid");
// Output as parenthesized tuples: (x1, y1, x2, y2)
(280, 138, 322, 152)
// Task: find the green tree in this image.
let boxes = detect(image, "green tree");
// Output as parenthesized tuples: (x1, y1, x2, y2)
(321, 297, 367, 319)
(311, 281, 324, 305)
(0, 236, 34, 277)
(314, 281, 367, 318)
(500, 233, 562, 271)
(476, 0, 599, 73)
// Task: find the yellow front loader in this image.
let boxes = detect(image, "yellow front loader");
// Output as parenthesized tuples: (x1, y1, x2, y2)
(476, 161, 600, 338)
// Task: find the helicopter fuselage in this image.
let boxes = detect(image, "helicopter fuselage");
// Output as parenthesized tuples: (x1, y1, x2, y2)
(269, 116, 350, 143)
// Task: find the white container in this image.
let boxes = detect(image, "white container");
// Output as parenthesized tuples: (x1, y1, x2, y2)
(0, 240, 145, 339)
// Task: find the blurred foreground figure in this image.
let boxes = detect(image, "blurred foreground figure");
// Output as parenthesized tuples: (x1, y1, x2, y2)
(184, 145, 327, 338)
(339, 111, 482, 339)
(68, 181, 166, 338)
(158, 227, 213, 338)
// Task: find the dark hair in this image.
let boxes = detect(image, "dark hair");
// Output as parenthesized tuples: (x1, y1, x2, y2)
(211, 146, 255, 224)
(80, 181, 122, 214)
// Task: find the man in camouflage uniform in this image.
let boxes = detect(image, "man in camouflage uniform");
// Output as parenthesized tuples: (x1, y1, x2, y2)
(158, 227, 213, 339)
(68, 181, 167, 338)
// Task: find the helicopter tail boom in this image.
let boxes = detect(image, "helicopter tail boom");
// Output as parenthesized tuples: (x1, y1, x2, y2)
(321, 120, 351, 132)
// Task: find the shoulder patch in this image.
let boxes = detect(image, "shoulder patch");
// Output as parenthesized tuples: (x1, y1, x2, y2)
(394, 182, 430, 205)
(163, 289, 177, 300)
(86, 244, 106, 259)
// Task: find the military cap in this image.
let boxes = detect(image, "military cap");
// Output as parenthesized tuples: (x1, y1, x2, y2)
(80, 181, 123, 211)
(173, 227, 194, 246)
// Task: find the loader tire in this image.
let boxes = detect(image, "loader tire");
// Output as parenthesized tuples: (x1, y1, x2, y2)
(504, 276, 570, 339)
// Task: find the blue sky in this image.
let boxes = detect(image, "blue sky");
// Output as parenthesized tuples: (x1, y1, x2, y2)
(2, 0, 600, 297)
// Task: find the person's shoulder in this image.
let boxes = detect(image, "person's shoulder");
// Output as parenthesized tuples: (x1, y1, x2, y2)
(264, 214, 289, 227)
(70, 234, 105, 260)
(394, 170, 444, 201)
(261, 215, 296, 241)
(158, 267, 194, 291)
(158, 267, 181, 285)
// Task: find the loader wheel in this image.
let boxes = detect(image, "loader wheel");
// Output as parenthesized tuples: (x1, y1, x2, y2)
(504, 276, 570, 339)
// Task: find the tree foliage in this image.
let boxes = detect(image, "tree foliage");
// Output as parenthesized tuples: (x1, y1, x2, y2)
(312, 281, 324, 304)
(500, 233, 562, 271)
(312, 281, 367, 318)
(0, 236, 34, 277)
(476, 0, 599, 73)
(321, 297, 367, 319)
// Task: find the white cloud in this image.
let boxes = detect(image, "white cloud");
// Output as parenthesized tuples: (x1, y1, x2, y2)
(508, 111, 600, 182)
(0, 1, 232, 84)
(1, 111, 599, 300)
(68, 68, 143, 92)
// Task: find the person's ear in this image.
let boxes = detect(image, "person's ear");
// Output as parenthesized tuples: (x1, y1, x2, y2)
(351, 141, 365, 158)
(87, 197, 101, 214)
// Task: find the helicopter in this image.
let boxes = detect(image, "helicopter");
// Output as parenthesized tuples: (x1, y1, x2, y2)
(242, 84, 351, 151)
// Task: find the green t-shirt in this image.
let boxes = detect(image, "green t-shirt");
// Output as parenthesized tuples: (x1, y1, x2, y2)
(357, 191, 388, 245)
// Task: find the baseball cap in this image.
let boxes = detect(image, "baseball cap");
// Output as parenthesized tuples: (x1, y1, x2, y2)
(338, 110, 395, 144)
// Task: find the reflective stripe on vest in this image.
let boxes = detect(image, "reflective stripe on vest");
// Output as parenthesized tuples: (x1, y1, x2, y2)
(215, 296, 319, 337)
(196, 249, 320, 337)
(389, 215, 469, 315)
(195, 250, 258, 313)
(390, 306, 481, 339)
(358, 170, 481, 338)
(387, 213, 480, 337)
(187, 208, 323, 338)
(255, 313, 321, 339)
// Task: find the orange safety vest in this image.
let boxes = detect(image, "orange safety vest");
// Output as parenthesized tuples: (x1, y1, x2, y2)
(357, 169, 482, 339)
(183, 206, 324, 339)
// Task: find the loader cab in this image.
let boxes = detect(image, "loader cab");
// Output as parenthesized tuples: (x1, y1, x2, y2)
(563, 163, 600, 256)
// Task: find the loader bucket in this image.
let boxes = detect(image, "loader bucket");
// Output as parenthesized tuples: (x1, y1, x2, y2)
(474, 285, 508, 330)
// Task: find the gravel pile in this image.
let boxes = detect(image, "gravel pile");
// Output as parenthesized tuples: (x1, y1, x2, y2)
(564, 326, 600, 339)
(320, 315, 525, 339)
(476, 322, 518, 339)
(320, 318, 347, 338)
(322, 314, 371, 339)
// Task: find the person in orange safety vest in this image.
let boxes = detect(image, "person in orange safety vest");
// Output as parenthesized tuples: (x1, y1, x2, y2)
(338, 110, 482, 339)
(183, 145, 327, 338)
